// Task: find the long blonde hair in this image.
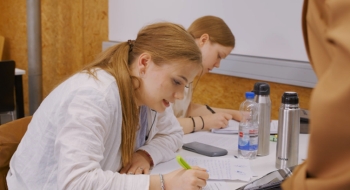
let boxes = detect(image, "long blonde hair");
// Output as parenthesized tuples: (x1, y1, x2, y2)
(84, 22, 202, 166)
(188, 15, 235, 48)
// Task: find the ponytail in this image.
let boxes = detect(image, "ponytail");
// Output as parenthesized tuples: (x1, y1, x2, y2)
(84, 42, 140, 167)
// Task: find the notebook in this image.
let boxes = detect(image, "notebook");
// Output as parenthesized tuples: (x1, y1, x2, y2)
(211, 120, 279, 134)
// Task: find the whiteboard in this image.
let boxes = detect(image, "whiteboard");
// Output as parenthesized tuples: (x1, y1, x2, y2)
(109, 0, 308, 62)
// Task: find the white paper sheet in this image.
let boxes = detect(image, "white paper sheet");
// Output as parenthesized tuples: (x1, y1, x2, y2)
(204, 181, 230, 190)
(150, 156, 252, 182)
(185, 156, 252, 181)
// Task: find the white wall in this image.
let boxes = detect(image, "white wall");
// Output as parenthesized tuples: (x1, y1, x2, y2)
(109, 0, 308, 62)
(107, 0, 317, 87)
(103, 41, 317, 88)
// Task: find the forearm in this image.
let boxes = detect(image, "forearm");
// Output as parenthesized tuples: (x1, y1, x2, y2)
(141, 107, 184, 165)
(177, 116, 205, 134)
(59, 167, 150, 190)
(149, 175, 162, 190)
(141, 134, 182, 165)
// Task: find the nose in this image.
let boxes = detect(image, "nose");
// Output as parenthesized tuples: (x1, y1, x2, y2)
(214, 60, 221, 68)
(174, 88, 185, 100)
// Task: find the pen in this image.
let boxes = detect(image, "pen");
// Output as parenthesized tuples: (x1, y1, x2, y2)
(205, 104, 216, 114)
(176, 155, 192, 169)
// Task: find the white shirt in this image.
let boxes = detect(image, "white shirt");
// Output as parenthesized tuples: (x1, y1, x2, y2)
(172, 83, 193, 118)
(7, 69, 183, 190)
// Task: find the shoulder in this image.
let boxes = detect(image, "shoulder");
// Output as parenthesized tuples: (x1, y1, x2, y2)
(46, 69, 121, 112)
(63, 69, 120, 98)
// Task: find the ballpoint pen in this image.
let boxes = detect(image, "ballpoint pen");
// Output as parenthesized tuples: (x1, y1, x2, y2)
(205, 105, 216, 114)
(176, 155, 192, 169)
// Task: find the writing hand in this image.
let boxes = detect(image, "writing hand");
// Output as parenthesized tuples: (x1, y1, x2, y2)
(203, 113, 232, 130)
(164, 166, 209, 190)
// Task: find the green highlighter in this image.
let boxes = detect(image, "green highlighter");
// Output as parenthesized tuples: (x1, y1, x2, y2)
(176, 155, 192, 169)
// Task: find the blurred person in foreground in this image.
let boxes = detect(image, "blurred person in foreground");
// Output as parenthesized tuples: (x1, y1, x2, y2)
(283, 0, 350, 189)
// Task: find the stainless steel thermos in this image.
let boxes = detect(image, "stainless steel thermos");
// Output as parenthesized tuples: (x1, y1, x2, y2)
(253, 82, 271, 156)
(276, 92, 300, 169)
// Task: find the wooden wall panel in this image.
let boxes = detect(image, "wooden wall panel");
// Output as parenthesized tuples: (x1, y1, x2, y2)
(83, 0, 108, 65)
(0, 0, 29, 114)
(41, 0, 108, 97)
(192, 73, 313, 120)
(41, 0, 84, 96)
(1, 0, 309, 118)
(0, 0, 108, 115)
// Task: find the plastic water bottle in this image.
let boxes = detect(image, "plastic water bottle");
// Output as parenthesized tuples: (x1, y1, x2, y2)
(238, 92, 259, 159)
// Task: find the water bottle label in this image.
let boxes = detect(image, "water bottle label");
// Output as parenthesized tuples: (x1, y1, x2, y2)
(249, 136, 258, 150)
(238, 132, 258, 151)
(238, 132, 249, 150)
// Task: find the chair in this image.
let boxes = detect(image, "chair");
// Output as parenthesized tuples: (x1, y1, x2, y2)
(0, 60, 16, 124)
(0, 116, 32, 190)
(0, 35, 4, 61)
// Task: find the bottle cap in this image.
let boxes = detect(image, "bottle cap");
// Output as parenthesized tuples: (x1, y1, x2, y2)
(253, 82, 270, 95)
(245, 92, 255, 99)
(281, 92, 299, 104)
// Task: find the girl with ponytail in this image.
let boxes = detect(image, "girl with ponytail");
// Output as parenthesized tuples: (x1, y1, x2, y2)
(7, 22, 208, 190)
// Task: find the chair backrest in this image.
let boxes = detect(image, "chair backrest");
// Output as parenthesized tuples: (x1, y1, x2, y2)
(0, 60, 15, 113)
(0, 116, 32, 190)
(0, 36, 4, 61)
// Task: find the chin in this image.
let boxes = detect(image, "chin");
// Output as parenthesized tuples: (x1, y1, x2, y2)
(146, 100, 170, 113)
(151, 107, 166, 113)
(202, 69, 210, 75)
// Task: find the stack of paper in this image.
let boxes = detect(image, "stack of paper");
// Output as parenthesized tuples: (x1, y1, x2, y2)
(211, 120, 279, 134)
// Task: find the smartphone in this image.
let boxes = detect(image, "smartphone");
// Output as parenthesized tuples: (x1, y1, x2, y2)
(236, 165, 296, 190)
(182, 141, 228, 157)
(300, 109, 309, 123)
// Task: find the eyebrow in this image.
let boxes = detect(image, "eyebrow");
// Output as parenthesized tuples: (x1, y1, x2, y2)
(222, 52, 228, 59)
(179, 75, 188, 83)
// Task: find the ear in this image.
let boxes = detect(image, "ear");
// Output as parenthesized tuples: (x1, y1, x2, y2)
(198, 33, 210, 47)
(137, 53, 152, 76)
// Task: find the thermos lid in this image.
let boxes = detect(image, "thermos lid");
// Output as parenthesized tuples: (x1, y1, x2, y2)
(282, 92, 299, 104)
(253, 82, 270, 95)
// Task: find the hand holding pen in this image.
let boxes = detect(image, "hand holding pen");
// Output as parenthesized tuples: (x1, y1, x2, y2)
(201, 113, 232, 130)
(205, 105, 216, 114)
(161, 156, 208, 190)
(203, 105, 232, 130)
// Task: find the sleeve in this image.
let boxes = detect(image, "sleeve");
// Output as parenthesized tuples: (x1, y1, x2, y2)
(139, 106, 184, 166)
(54, 87, 149, 190)
(283, 1, 350, 189)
